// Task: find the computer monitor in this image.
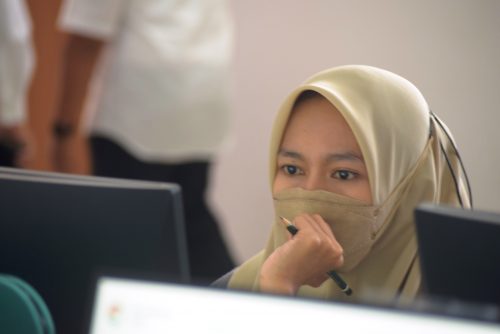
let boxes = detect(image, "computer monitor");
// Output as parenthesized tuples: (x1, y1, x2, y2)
(88, 276, 500, 334)
(0, 167, 189, 334)
(415, 203, 500, 307)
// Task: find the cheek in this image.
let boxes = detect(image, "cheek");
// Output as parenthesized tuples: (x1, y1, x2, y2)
(272, 173, 291, 195)
(348, 181, 373, 204)
(361, 188, 373, 205)
(272, 176, 283, 195)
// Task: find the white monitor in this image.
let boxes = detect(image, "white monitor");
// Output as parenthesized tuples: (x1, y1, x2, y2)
(89, 277, 500, 334)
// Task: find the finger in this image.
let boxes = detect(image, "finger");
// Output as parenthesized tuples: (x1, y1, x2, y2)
(309, 274, 329, 288)
(311, 214, 342, 248)
(335, 253, 345, 268)
(310, 214, 334, 238)
(309, 214, 344, 265)
(293, 213, 322, 235)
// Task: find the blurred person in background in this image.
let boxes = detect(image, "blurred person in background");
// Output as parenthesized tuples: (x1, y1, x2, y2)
(0, 0, 35, 167)
(54, 0, 235, 283)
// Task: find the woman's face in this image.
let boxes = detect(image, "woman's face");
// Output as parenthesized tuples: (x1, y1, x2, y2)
(273, 95, 372, 204)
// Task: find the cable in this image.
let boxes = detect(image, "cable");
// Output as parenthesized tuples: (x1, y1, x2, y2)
(430, 111, 473, 208)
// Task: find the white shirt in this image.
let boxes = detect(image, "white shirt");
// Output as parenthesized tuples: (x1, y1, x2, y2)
(59, 0, 234, 163)
(0, 0, 34, 126)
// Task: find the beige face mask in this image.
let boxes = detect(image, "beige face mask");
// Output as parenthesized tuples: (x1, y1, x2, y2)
(274, 188, 381, 273)
(272, 139, 432, 273)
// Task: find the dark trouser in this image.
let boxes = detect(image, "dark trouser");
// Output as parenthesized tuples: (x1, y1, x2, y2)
(90, 136, 235, 284)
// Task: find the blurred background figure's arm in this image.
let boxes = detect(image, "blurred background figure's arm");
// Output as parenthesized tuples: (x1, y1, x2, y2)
(52, 32, 103, 173)
(52, 0, 124, 174)
(0, 0, 35, 167)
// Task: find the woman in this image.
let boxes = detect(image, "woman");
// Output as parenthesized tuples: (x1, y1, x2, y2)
(217, 65, 471, 305)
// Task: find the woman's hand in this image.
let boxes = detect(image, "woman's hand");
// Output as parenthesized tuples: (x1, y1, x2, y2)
(259, 213, 344, 295)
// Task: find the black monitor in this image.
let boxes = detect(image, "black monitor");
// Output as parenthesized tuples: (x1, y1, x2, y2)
(0, 167, 189, 334)
(415, 203, 500, 308)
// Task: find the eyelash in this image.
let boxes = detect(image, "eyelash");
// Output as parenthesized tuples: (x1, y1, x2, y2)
(280, 165, 358, 180)
(331, 170, 357, 180)
(281, 165, 304, 176)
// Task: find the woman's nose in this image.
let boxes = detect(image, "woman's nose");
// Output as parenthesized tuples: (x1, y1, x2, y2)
(303, 172, 326, 191)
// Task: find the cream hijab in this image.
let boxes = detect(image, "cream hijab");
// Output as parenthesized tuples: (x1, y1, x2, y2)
(228, 65, 471, 305)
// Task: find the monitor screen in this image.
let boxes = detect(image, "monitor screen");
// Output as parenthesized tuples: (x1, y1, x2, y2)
(0, 167, 189, 334)
(415, 203, 500, 307)
(89, 276, 500, 334)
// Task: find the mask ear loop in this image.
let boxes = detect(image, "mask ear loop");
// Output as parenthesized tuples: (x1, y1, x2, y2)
(429, 111, 473, 209)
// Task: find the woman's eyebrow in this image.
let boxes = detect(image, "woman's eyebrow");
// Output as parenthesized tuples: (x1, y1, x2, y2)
(277, 149, 304, 161)
(278, 149, 363, 163)
(326, 151, 364, 163)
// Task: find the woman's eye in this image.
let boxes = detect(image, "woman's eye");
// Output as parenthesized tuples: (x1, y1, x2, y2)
(282, 165, 302, 175)
(333, 170, 356, 180)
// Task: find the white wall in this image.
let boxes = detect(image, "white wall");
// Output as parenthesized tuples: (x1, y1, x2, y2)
(210, 0, 500, 263)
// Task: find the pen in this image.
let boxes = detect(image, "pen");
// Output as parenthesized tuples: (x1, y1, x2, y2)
(279, 216, 353, 296)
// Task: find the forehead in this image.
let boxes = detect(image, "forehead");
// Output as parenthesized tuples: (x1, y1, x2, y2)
(282, 95, 358, 149)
